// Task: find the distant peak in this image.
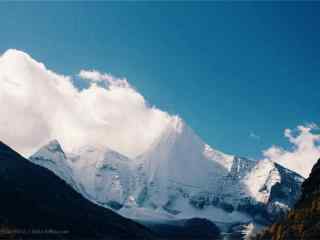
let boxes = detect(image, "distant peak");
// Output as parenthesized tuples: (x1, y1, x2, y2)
(48, 139, 60, 146)
(40, 139, 64, 154)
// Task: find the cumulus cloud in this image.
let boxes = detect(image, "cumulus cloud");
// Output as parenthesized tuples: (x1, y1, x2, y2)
(0, 49, 173, 157)
(263, 123, 320, 178)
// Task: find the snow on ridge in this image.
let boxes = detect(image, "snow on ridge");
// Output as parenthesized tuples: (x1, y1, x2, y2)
(204, 144, 234, 171)
(242, 159, 281, 203)
(30, 139, 75, 187)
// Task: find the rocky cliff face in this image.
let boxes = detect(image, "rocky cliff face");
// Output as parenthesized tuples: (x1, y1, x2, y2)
(254, 158, 320, 240)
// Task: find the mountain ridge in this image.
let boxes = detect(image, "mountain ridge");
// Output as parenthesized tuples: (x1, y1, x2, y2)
(29, 117, 304, 229)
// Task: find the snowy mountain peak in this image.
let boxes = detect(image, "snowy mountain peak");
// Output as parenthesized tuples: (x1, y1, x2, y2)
(31, 139, 66, 163)
(30, 140, 75, 186)
(141, 115, 227, 189)
(45, 139, 64, 152)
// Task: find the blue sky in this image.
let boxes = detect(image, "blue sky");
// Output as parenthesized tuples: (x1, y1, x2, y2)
(0, 2, 319, 158)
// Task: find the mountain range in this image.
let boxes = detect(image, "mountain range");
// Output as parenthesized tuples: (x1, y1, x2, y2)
(28, 116, 304, 237)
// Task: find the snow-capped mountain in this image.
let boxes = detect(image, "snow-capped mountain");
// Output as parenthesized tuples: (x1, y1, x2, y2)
(31, 139, 76, 187)
(29, 117, 304, 227)
(136, 116, 233, 209)
(31, 142, 136, 209)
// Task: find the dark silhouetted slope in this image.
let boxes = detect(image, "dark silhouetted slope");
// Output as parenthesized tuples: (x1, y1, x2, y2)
(141, 218, 220, 240)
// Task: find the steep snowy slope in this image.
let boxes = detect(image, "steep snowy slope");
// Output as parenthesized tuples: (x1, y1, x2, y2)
(136, 116, 232, 209)
(30, 142, 137, 209)
(29, 117, 304, 226)
(67, 145, 135, 207)
(30, 140, 77, 187)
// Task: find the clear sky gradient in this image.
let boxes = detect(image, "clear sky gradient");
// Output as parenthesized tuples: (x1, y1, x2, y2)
(0, 2, 319, 158)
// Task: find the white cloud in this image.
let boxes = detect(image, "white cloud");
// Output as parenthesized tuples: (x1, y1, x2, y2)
(78, 69, 130, 88)
(0, 49, 173, 157)
(263, 123, 320, 178)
